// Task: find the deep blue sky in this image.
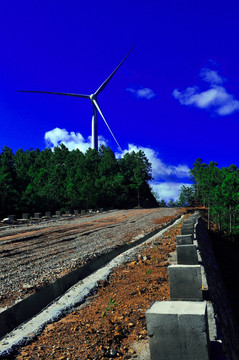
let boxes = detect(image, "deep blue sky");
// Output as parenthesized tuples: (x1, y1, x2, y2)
(1, 0, 239, 201)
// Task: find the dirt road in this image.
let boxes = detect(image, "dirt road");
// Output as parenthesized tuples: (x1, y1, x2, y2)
(0, 208, 183, 310)
(3, 209, 186, 360)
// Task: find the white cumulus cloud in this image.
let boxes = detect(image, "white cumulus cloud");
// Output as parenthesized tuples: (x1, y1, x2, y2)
(199, 68, 224, 85)
(118, 144, 190, 181)
(151, 181, 191, 202)
(126, 87, 156, 100)
(44, 127, 107, 152)
(173, 68, 239, 116)
(118, 144, 190, 202)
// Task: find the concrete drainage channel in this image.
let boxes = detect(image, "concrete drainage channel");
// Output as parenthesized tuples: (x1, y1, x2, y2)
(0, 215, 183, 357)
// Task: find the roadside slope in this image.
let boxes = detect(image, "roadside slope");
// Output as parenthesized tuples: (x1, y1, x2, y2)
(8, 215, 184, 360)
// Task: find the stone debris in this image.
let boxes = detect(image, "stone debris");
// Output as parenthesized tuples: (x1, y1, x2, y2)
(1, 218, 11, 224)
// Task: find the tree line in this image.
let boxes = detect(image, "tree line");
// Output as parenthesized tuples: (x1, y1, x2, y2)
(0, 144, 159, 216)
(181, 158, 239, 236)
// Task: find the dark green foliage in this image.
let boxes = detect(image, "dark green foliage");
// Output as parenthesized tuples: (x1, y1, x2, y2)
(0, 146, 18, 213)
(158, 199, 167, 207)
(119, 150, 152, 207)
(150, 189, 167, 207)
(177, 185, 195, 207)
(189, 158, 239, 235)
(167, 199, 177, 207)
(0, 145, 157, 216)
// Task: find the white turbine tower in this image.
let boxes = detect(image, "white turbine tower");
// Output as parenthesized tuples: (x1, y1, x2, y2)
(19, 44, 135, 152)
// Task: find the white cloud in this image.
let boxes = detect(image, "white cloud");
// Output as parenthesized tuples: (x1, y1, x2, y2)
(173, 68, 239, 116)
(151, 181, 190, 202)
(173, 86, 234, 109)
(199, 68, 224, 85)
(126, 87, 156, 100)
(44, 127, 107, 152)
(118, 144, 190, 202)
(217, 100, 239, 115)
(118, 144, 190, 180)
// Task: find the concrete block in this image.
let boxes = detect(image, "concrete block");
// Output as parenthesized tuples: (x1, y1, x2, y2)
(34, 212, 42, 218)
(55, 210, 62, 216)
(184, 218, 196, 225)
(176, 244, 198, 265)
(74, 210, 79, 215)
(22, 213, 30, 219)
(1, 218, 11, 224)
(182, 223, 194, 230)
(176, 234, 193, 245)
(184, 222, 195, 228)
(45, 211, 51, 217)
(181, 226, 194, 235)
(146, 301, 209, 360)
(168, 265, 203, 301)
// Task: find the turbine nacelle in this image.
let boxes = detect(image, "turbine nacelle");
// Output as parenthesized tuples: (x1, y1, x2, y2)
(90, 94, 97, 103)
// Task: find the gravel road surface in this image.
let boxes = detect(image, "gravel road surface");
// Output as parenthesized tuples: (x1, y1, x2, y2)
(0, 208, 181, 310)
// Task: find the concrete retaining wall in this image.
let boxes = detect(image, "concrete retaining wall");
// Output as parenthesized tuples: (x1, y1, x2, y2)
(146, 213, 210, 360)
(146, 213, 239, 360)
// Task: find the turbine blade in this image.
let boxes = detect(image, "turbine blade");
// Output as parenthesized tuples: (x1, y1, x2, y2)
(93, 99, 122, 152)
(94, 44, 136, 96)
(18, 90, 90, 99)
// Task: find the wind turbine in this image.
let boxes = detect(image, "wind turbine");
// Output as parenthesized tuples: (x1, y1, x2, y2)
(18, 44, 135, 152)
